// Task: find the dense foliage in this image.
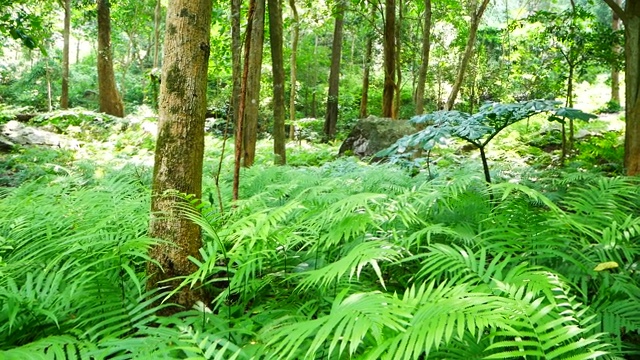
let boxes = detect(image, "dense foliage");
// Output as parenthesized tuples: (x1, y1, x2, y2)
(0, 138, 639, 358)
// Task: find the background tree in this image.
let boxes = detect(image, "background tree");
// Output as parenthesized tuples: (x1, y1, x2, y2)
(415, 0, 432, 115)
(445, 0, 490, 110)
(242, 0, 265, 167)
(382, 0, 396, 117)
(359, 1, 375, 119)
(96, 0, 124, 117)
(610, 0, 621, 105)
(323, 0, 346, 141)
(60, 0, 71, 109)
(147, 0, 212, 311)
(269, 0, 287, 164)
(289, 0, 299, 139)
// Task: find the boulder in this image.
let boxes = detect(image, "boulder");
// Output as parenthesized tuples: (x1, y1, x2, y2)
(339, 116, 416, 158)
(1, 121, 79, 149)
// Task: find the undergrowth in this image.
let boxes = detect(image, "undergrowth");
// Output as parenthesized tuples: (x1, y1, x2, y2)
(1, 155, 639, 359)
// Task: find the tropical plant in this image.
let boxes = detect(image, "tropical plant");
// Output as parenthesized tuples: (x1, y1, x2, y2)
(377, 100, 596, 183)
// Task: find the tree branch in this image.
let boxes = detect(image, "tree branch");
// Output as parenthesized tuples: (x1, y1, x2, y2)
(603, 0, 625, 22)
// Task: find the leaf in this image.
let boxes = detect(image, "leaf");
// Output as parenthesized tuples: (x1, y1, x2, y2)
(593, 261, 619, 272)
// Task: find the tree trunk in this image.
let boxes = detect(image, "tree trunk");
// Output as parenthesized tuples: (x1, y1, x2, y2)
(611, 0, 621, 104)
(444, 0, 490, 111)
(382, 0, 395, 117)
(61, 0, 71, 109)
(153, 0, 161, 68)
(323, 0, 345, 141)
(269, 0, 286, 164)
(148, 0, 212, 312)
(288, 0, 299, 139)
(604, 0, 640, 175)
(242, 0, 265, 167)
(231, 0, 242, 131)
(359, 27, 373, 119)
(392, 0, 403, 119)
(97, 0, 124, 117)
(415, 0, 432, 115)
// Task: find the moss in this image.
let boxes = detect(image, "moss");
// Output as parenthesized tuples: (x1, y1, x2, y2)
(167, 24, 177, 36)
(165, 65, 185, 98)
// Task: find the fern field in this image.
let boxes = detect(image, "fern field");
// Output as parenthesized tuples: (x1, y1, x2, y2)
(1, 158, 639, 359)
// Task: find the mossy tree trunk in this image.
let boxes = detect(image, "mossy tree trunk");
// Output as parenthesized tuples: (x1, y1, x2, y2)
(242, 0, 265, 167)
(148, 0, 212, 312)
(97, 0, 124, 117)
(415, 0, 432, 115)
(323, 0, 345, 141)
(268, 0, 286, 165)
(604, 0, 640, 175)
(61, 0, 71, 109)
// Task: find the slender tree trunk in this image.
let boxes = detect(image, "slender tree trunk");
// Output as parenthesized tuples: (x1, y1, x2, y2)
(311, 35, 318, 118)
(269, 0, 286, 164)
(611, 0, 621, 104)
(231, 0, 242, 131)
(61, 0, 71, 109)
(415, 0, 432, 115)
(233, 0, 255, 201)
(97, 0, 124, 117)
(382, 0, 395, 117)
(323, 0, 346, 141)
(445, 0, 490, 110)
(392, 0, 403, 119)
(148, 0, 212, 312)
(288, 0, 299, 139)
(45, 58, 53, 112)
(359, 21, 373, 119)
(242, 0, 265, 167)
(153, 0, 161, 68)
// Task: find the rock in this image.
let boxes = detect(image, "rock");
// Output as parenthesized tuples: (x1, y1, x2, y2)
(339, 116, 416, 158)
(1, 121, 80, 149)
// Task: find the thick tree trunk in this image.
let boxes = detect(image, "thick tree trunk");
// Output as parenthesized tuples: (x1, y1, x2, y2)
(269, 0, 286, 164)
(97, 0, 124, 117)
(61, 0, 71, 109)
(382, 0, 395, 117)
(243, 0, 265, 167)
(289, 0, 299, 139)
(415, 0, 432, 115)
(323, 1, 345, 141)
(148, 0, 212, 312)
(611, 0, 621, 104)
(445, 0, 490, 111)
(605, 0, 640, 175)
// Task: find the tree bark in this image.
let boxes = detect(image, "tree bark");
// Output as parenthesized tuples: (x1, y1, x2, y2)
(323, 0, 346, 141)
(242, 0, 265, 167)
(97, 0, 124, 117)
(444, 0, 490, 111)
(382, 0, 395, 117)
(269, 0, 286, 164)
(604, 0, 640, 175)
(415, 0, 432, 115)
(231, 0, 242, 131)
(611, 0, 621, 104)
(148, 0, 212, 312)
(61, 0, 71, 109)
(288, 0, 299, 139)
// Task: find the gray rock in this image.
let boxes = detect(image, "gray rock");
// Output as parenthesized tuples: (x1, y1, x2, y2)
(1, 121, 80, 149)
(339, 116, 416, 158)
